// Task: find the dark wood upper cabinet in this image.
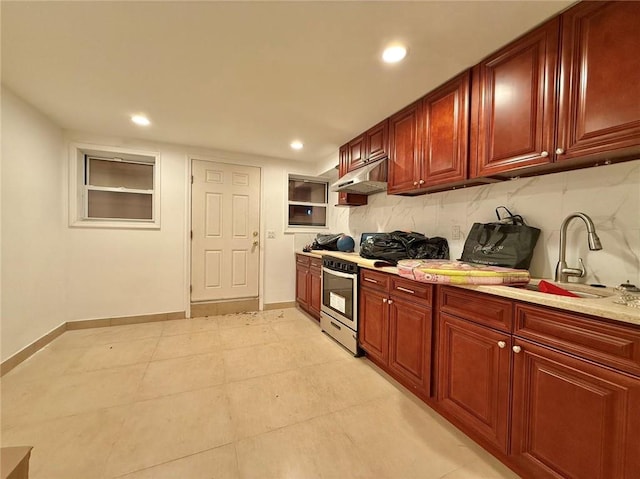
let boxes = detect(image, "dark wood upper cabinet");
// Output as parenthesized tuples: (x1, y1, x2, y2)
(388, 101, 421, 194)
(421, 70, 470, 187)
(348, 135, 366, 171)
(336, 143, 367, 207)
(365, 119, 389, 163)
(388, 70, 477, 194)
(471, 18, 560, 178)
(341, 120, 390, 175)
(556, 1, 640, 163)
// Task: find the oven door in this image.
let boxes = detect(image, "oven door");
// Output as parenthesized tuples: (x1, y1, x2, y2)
(321, 267, 358, 331)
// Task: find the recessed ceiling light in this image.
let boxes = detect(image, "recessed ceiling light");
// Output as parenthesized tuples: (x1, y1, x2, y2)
(382, 45, 407, 63)
(131, 114, 151, 126)
(290, 140, 304, 150)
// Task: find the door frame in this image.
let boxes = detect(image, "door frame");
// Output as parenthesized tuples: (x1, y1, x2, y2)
(185, 155, 264, 318)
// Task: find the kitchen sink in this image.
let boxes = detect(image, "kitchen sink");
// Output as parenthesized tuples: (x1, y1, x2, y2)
(510, 282, 612, 299)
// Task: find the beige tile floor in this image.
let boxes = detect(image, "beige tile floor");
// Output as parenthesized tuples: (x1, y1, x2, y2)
(0, 308, 519, 479)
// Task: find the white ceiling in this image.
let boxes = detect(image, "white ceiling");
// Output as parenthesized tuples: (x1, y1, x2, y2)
(1, 1, 574, 164)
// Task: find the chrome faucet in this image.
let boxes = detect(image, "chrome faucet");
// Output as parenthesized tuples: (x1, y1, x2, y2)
(554, 213, 602, 283)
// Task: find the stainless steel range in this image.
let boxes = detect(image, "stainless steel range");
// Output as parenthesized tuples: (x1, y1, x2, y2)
(320, 255, 360, 355)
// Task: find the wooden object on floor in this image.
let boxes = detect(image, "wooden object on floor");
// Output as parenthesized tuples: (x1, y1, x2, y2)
(1, 447, 33, 479)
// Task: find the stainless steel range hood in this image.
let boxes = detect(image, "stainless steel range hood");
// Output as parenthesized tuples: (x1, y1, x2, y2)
(330, 158, 387, 195)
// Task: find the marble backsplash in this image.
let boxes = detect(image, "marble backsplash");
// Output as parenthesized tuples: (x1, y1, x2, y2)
(307, 159, 640, 288)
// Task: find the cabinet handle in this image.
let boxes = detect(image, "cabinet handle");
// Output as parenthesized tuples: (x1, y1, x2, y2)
(419, 179, 425, 185)
(330, 321, 342, 331)
(388, 299, 393, 305)
(396, 286, 415, 294)
(364, 278, 378, 284)
(512, 345, 522, 353)
(497, 341, 506, 349)
(540, 151, 549, 157)
(383, 298, 387, 303)
(413, 181, 418, 186)
(555, 147, 565, 155)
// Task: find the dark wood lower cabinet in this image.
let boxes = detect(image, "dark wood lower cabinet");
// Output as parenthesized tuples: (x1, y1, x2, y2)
(308, 262, 322, 318)
(294, 254, 321, 321)
(359, 287, 389, 364)
(359, 270, 432, 399)
(389, 296, 431, 396)
(343, 271, 640, 479)
(511, 339, 640, 479)
(436, 313, 511, 453)
(295, 261, 309, 310)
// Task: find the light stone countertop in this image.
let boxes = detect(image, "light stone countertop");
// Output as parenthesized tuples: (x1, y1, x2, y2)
(298, 250, 640, 327)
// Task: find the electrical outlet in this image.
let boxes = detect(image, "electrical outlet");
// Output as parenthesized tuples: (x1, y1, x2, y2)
(451, 225, 461, 240)
(267, 230, 276, 239)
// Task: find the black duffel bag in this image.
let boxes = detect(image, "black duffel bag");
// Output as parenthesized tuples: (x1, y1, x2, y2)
(360, 231, 449, 265)
(310, 233, 344, 251)
(461, 206, 541, 269)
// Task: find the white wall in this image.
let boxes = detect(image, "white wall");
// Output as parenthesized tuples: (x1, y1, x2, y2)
(65, 131, 321, 307)
(331, 160, 640, 288)
(1, 88, 321, 360)
(2, 88, 68, 359)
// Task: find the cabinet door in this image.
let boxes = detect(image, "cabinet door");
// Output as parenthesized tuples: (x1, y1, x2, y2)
(471, 18, 559, 177)
(295, 263, 309, 309)
(511, 339, 640, 479)
(556, 1, 640, 163)
(388, 102, 421, 194)
(366, 119, 389, 163)
(437, 313, 512, 453)
(421, 70, 470, 187)
(388, 296, 431, 397)
(359, 288, 389, 364)
(308, 268, 322, 320)
(337, 144, 368, 206)
(348, 135, 366, 171)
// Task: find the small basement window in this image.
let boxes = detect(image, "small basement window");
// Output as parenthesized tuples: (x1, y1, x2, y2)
(287, 175, 328, 229)
(69, 143, 160, 228)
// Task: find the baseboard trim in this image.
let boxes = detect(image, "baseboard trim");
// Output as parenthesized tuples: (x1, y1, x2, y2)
(264, 301, 296, 310)
(66, 311, 186, 330)
(1, 310, 186, 377)
(0, 322, 67, 376)
(190, 299, 259, 317)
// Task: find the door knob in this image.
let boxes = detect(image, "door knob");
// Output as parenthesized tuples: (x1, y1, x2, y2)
(253, 231, 259, 237)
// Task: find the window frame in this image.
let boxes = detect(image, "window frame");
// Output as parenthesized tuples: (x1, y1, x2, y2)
(285, 173, 330, 233)
(69, 143, 161, 229)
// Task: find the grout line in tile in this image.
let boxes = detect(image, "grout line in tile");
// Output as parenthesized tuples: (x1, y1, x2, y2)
(109, 441, 236, 479)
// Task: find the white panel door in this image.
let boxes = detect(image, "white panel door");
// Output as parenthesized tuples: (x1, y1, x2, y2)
(191, 160, 260, 302)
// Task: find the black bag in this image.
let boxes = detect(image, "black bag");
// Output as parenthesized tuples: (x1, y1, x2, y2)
(360, 231, 449, 265)
(311, 233, 344, 251)
(461, 207, 540, 269)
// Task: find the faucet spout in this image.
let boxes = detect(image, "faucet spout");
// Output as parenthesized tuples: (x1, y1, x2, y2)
(555, 213, 602, 283)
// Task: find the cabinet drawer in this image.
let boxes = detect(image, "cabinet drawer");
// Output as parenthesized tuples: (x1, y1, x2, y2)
(439, 286, 513, 333)
(360, 269, 390, 292)
(310, 257, 323, 272)
(391, 277, 432, 306)
(296, 254, 310, 266)
(515, 303, 640, 377)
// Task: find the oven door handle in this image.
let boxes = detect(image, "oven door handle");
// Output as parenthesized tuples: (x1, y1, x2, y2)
(322, 267, 357, 279)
